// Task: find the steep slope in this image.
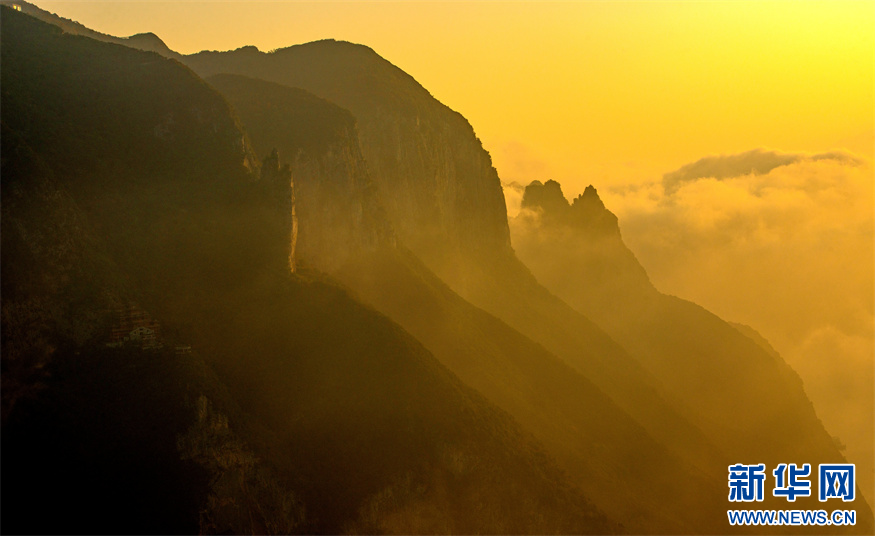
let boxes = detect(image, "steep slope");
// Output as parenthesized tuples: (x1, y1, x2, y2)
(15, 7, 708, 493)
(208, 72, 729, 533)
(207, 73, 394, 272)
(511, 179, 874, 526)
(188, 41, 510, 262)
(186, 39, 726, 480)
(185, 40, 872, 532)
(1, 9, 613, 534)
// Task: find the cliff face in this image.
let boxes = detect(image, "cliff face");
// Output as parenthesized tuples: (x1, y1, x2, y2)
(202, 65, 730, 534)
(287, 130, 392, 272)
(186, 41, 511, 265)
(208, 74, 393, 273)
(3, 11, 615, 534)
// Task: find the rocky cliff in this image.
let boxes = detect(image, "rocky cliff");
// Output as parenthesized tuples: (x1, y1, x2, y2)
(183, 38, 872, 531)
(2, 9, 614, 534)
(199, 57, 733, 534)
(207, 74, 394, 273)
(185, 40, 512, 268)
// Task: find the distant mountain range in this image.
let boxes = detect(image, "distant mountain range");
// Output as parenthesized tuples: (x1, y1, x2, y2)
(2, 2, 871, 534)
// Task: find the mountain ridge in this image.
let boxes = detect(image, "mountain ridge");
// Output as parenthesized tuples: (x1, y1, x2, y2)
(1, 8, 614, 533)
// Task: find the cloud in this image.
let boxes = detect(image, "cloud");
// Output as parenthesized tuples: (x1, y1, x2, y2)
(662, 148, 863, 194)
(504, 149, 875, 502)
(591, 151, 874, 504)
(501, 180, 526, 218)
(492, 141, 551, 218)
(604, 156, 873, 340)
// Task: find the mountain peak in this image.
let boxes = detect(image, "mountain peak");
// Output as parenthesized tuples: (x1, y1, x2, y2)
(519, 179, 619, 236)
(571, 184, 609, 217)
(575, 184, 605, 208)
(570, 184, 618, 235)
(127, 31, 163, 44)
(124, 32, 174, 55)
(520, 179, 570, 218)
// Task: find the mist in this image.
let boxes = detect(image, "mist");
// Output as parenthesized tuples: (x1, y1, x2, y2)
(509, 150, 874, 504)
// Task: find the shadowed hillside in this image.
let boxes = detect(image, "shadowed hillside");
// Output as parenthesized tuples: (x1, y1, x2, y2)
(207, 72, 735, 532)
(187, 38, 731, 473)
(1, 9, 613, 534)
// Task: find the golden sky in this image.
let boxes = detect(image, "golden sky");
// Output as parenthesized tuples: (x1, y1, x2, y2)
(36, 0, 874, 194)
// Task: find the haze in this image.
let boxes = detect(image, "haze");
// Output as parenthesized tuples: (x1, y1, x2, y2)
(39, 0, 874, 504)
(6, 0, 873, 530)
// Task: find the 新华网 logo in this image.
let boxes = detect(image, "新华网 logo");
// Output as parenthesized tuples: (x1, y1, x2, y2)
(728, 463, 854, 503)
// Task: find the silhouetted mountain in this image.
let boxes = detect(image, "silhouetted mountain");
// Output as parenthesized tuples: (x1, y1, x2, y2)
(183, 34, 728, 457)
(6, 0, 182, 59)
(182, 36, 875, 533)
(202, 65, 731, 533)
(516, 180, 653, 312)
(7, 3, 870, 534)
(13, 16, 715, 502)
(1, 9, 614, 534)
(513, 178, 875, 528)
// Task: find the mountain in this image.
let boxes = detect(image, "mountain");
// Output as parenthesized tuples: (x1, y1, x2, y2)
(512, 179, 874, 527)
(183, 37, 871, 532)
(0, 8, 614, 534)
(185, 35, 727, 464)
(512, 181, 654, 314)
(7, 2, 870, 533)
(187, 41, 511, 265)
(10, 9, 717, 496)
(7, 0, 182, 59)
(207, 72, 730, 533)
(181, 39, 681, 396)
